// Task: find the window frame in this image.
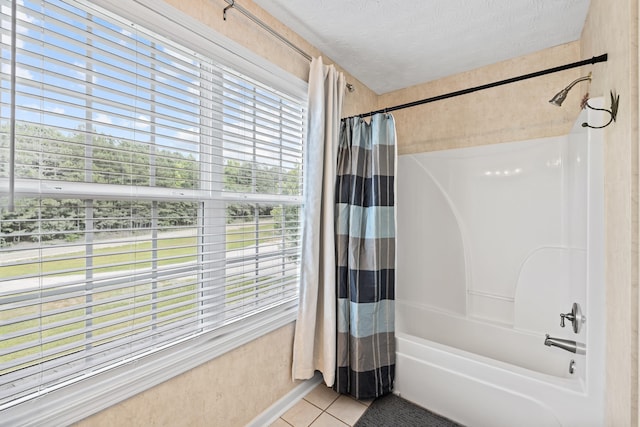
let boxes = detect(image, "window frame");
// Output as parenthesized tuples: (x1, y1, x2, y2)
(0, 0, 307, 424)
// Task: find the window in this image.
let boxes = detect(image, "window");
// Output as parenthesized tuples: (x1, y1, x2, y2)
(0, 0, 305, 417)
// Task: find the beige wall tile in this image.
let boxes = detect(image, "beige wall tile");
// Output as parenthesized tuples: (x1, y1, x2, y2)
(377, 42, 583, 155)
(75, 324, 302, 427)
(581, 0, 639, 425)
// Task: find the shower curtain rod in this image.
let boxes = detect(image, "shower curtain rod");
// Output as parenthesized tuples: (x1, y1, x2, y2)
(356, 53, 608, 118)
(222, 0, 355, 92)
(222, 0, 312, 61)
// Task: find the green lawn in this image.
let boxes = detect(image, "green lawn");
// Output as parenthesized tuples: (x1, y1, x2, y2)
(1, 222, 278, 278)
(0, 279, 198, 372)
(0, 221, 284, 372)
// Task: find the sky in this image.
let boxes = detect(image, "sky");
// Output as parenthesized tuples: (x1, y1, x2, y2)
(1, 0, 304, 180)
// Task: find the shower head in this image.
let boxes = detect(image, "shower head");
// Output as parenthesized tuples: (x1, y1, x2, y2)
(549, 73, 592, 106)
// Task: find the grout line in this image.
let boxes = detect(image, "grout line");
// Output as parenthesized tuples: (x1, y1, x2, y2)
(302, 397, 323, 411)
(302, 394, 340, 412)
(277, 400, 365, 427)
(324, 412, 349, 426)
(308, 410, 323, 427)
(277, 386, 369, 427)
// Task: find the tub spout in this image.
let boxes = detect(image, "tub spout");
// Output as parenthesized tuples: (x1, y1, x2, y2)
(544, 334, 586, 355)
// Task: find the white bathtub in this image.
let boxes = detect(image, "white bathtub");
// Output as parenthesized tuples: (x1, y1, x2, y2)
(395, 301, 603, 427)
(394, 103, 605, 426)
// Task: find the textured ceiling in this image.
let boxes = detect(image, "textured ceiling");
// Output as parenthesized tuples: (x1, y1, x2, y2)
(253, 0, 591, 94)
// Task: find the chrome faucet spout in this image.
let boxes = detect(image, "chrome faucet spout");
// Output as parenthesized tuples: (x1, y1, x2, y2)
(544, 334, 586, 355)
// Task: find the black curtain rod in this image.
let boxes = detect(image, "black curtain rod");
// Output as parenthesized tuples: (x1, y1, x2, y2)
(356, 53, 608, 118)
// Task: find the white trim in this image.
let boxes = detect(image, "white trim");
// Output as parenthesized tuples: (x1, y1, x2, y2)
(7, 179, 208, 200)
(246, 372, 323, 427)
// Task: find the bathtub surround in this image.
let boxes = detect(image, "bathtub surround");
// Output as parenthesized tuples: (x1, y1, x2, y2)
(394, 106, 605, 426)
(334, 114, 398, 399)
(292, 57, 345, 386)
(377, 1, 639, 420)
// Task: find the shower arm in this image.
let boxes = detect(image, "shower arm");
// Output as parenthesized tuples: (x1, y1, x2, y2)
(548, 72, 591, 106)
(561, 74, 592, 94)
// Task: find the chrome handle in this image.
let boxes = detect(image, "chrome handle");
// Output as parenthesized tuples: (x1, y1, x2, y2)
(560, 312, 575, 328)
(559, 302, 585, 334)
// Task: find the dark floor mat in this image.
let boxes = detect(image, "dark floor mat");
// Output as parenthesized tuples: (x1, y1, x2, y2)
(354, 394, 464, 427)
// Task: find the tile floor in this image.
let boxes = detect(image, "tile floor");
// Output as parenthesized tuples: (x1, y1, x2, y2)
(270, 382, 372, 427)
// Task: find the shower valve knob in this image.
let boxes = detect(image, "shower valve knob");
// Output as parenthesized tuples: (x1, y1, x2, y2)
(559, 302, 585, 334)
(560, 312, 574, 328)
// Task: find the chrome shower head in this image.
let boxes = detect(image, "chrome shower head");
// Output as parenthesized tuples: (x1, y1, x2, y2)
(549, 73, 592, 106)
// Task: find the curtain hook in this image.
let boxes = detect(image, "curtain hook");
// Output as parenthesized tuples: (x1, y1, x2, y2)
(223, 0, 235, 21)
(582, 90, 619, 129)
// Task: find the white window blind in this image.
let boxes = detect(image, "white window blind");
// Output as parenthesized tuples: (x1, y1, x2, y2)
(0, 0, 304, 410)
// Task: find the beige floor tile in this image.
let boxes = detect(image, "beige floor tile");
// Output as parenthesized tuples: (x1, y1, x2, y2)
(325, 395, 368, 426)
(269, 418, 293, 427)
(309, 412, 349, 427)
(281, 399, 323, 427)
(304, 384, 340, 410)
(359, 398, 374, 407)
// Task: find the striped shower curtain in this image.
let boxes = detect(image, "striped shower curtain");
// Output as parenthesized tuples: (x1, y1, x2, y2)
(334, 113, 396, 399)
